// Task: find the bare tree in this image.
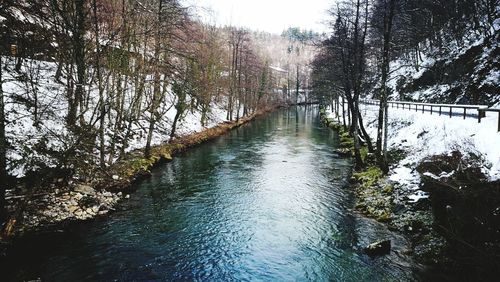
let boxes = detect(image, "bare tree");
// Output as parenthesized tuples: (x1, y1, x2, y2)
(0, 56, 7, 224)
(374, 0, 396, 173)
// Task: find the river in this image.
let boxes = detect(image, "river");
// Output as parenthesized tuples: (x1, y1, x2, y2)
(2, 106, 424, 281)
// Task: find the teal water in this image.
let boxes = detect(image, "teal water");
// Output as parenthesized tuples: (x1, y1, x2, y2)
(2, 106, 421, 281)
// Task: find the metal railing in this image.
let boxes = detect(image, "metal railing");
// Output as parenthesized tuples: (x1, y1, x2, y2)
(361, 99, 500, 132)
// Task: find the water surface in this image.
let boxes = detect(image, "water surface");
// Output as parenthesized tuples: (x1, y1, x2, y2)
(2, 106, 421, 281)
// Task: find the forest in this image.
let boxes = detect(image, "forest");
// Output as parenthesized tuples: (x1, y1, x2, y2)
(311, 0, 499, 276)
(0, 0, 317, 226)
(312, 0, 498, 170)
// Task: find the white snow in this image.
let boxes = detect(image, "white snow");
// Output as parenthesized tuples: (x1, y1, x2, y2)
(326, 101, 500, 201)
(1, 56, 236, 177)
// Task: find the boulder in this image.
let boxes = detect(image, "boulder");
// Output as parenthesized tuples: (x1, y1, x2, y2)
(74, 184, 95, 195)
(364, 240, 391, 257)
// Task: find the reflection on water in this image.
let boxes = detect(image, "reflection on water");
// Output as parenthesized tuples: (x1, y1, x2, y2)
(2, 106, 422, 281)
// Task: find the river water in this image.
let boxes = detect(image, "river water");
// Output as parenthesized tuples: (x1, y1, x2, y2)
(2, 106, 424, 281)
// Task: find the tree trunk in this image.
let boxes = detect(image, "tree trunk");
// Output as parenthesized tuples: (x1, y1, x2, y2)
(145, 1, 163, 158)
(358, 109, 373, 152)
(93, 0, 106, 168)
(0, 56, 7, 223)
(295, 64, 300, 104)
(352, 100, 363, 170)
(74, 0, 87, 127)
(376, 0, 396, 173)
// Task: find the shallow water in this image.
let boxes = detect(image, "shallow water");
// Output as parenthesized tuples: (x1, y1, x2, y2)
(2, 106, 423, 281)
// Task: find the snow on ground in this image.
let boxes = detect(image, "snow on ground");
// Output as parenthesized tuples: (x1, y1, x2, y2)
(1, 56, 233, 177)
(386, 29, 499, 105)
(327, 102, 500, 201)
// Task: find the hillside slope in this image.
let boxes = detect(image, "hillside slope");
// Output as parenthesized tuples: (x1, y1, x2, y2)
(387, 32, 499, 106)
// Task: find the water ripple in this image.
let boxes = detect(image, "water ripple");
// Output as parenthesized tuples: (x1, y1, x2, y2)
(2, 107, 421, 281)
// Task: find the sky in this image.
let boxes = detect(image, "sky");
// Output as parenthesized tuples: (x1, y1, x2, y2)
(183, 0, 333, 34)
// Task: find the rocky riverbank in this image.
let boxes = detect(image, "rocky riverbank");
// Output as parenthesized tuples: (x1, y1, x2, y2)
(319, 108, 446, 259)
(319, 107, 500, 279)
(18, 185, 123, 227)
(1, 106, 278, 243)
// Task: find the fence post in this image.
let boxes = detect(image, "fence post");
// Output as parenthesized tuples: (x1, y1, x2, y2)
(478, 109, 483, 123)
(422, 105, 424, 113)
(463, 108, 466, 119)
(431, 106, 433, 115)
(439, 106, 442, 116)
(450, 107, 453, 118)
(498, 112, 500, 132)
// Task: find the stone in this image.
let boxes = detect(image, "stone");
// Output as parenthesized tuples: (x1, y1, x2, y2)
(74, 184, 95, 195)
(161, 152, 172, 161)
(102, 191, 113, 197)
(364, 240, 391, 257)
(68, 205, 79, 213)
(112, 175, 120, 180)
(92, 206, 99, 213)
(334, 148, 352, 157)
(125, 194, 130, 199)
(73, 193, 84, 201)
(117, 192, 122, 197)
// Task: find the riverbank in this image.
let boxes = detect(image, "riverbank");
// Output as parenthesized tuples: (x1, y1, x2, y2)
(319, 106, 500, 279)
(1, 106, 278, 244)
(319, 107, 447, 258)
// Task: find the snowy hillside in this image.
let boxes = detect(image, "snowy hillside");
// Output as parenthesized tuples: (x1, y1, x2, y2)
(2, 56, 228, 178)
(326, 103, 500, 201)
(386, 31, 499, 106)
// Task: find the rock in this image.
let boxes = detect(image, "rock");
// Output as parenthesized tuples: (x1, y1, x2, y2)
(74, 184, 95, 195)
(125, 194, 130, 199)
(92, 206, 99, 213)
(161, 152, 172, 161)
(68, 205, 79, 213)
(117, 192, 122, 197)
(364, 240, 391, 257)
(334, 148, 352, 157)
(112, 175, 120, 180)
(103, 191, 113, 197)
(75, 193, 84, 200)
